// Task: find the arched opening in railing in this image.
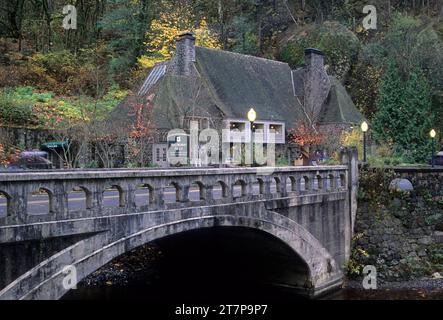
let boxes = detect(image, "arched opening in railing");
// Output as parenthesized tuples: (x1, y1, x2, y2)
(270, 178, 277, 194)
(213, 181, 228, 200)
(164, 182, 182, 203)
(232, 180, 247, 198)
(300, 176, 309, 192)
(287, 176, 297, 192)
(326, 174, 335, 191)
(103, 185, 125, 208)
(338, 174, 346, 189)
(253, 178, 265, 196)
(27, 188, 54, 215)
(189, 181, 205, 202)
(314, 175, 323, 191)
(135, 184, 155, 208)
(0, 190, 11, 218)
(273, 177, 282, 195)
(68, 186, 93, 212)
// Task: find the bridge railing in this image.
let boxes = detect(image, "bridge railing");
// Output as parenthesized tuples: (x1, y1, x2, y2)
(0, 166, 348, 226)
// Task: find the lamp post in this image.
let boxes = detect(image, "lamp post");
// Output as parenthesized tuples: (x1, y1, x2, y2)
(361, 121, 369, 163)
(430, 129, 436, 168)
(247, 108, 257, 166)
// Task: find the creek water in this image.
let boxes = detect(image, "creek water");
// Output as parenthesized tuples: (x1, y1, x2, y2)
(63, 283, 443, 300)
(63, 227, 443, 301)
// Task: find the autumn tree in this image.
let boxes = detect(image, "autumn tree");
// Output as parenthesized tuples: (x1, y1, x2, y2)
(288, 121, 325, 164)
(50, 124, 92, 169)
(126, 94, 155, 167)
(140, 1, 221, 68)
(0, 143, 21, 168)
(89, 119, 127, 168)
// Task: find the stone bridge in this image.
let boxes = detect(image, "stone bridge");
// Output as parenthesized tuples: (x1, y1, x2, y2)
(0, 149, 358, 300)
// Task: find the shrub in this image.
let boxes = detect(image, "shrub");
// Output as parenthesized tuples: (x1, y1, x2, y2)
(276, 156, 289, 167)
(346, 233, 370, 277)
(0, 86, 128, 129)
(341, 128, 363, 160)
(358, 167, 396, 211)
(0, 89, 33, 125)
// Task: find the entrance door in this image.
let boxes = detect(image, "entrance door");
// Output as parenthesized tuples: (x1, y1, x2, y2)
(153, 144, 168, 168)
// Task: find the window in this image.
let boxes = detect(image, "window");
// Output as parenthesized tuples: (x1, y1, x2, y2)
(230, 122, 246, 132)
(186, 117, 210, 130)
(269, 124, 283, 135)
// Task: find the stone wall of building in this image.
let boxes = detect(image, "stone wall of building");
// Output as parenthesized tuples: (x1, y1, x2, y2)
(0, 126, 96, 168)
(0, 126, 55, 150)
(351, 167, 443, 282)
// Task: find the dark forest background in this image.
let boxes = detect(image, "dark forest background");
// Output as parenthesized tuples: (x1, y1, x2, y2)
(1, 0, 443, 164)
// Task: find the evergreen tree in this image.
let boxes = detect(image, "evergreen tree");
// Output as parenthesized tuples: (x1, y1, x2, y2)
(401, 68, 433, 163)
(372, 60, 405, 144)
(100, 0, 153, 79)
(373, 60, 434, 163)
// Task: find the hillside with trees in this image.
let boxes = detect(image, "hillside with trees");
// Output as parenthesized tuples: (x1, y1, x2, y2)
(1, 0, 443, 165)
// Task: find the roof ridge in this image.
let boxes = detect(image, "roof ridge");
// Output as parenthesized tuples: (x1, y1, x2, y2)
(195, 46, 289, 66)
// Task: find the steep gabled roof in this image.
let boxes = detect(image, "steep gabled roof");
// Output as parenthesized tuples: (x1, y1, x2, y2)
(150, 74, 223, 129)
(194, 47, 306, 124)
(138, 63, 168, 96)
(318, 77, 365, 124)
(110, 45, 364, 131)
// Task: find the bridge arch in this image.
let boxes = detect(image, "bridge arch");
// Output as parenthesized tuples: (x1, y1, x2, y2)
(0, 207, 342, 300)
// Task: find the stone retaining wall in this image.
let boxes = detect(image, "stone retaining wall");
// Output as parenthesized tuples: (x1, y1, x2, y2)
(352, 167, 443, 282)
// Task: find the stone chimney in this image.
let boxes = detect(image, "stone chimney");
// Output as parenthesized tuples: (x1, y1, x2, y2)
(303, 48, 331, 124)
(171, 32, 196, 76)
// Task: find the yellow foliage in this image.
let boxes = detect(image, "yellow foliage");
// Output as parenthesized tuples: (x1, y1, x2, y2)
(341, 128, 363, 160)
(140, 8, 221, 69)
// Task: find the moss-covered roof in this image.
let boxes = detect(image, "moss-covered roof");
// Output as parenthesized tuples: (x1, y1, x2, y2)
(194, 47, 306, 124)
(108, 74, 223, 130)
(151, 74, 223, 129)
(111, 46, 364, 130)
(318, 77, 365, 124)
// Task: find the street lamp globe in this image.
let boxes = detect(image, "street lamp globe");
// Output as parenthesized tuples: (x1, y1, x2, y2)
(361, 121, 369, 133)
(247, 108, 257, 123)
(430, 129, 437, 139)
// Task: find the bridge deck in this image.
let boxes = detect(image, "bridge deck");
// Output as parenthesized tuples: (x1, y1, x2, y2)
(0, 152, 360, 300)
(0, 166, 347, 227)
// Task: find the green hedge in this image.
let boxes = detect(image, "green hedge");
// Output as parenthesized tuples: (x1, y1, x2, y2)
(0, 89, 33, 125)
